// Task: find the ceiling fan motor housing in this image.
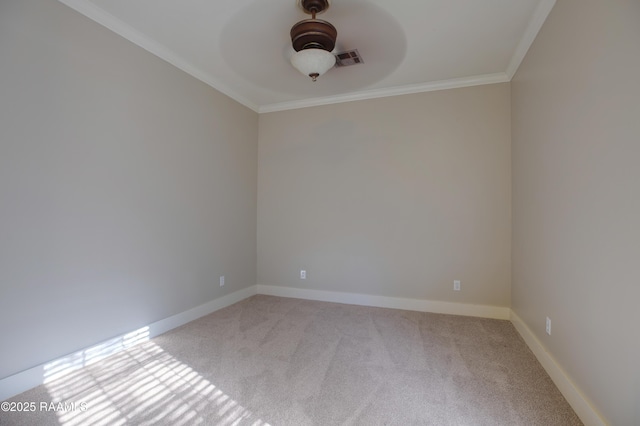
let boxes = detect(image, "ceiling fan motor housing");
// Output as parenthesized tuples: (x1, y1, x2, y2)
(290, 19, 337, 52)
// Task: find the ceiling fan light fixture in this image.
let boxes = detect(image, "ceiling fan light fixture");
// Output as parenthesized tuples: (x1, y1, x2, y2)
(290, 48, 336, 81)
(290, 0, 337, 82)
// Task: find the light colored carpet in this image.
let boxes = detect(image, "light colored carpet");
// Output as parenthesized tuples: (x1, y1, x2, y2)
(1, 295, 582, 425)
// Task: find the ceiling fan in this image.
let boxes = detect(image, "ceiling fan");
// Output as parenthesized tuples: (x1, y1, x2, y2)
(290, 0, 363, 81)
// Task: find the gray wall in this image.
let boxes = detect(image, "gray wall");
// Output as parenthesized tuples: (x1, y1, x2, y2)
(258, 84, 511, 307)
(0, 0, 258, 379)
(511, 0, 640, 424)
(3, 0, 637, 422)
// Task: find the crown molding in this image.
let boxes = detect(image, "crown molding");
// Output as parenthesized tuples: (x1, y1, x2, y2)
(506, 0, 557, 79)
(57, 0, 260, 113)
(58, 0, 554, 114)
(259, 72, 510, 113)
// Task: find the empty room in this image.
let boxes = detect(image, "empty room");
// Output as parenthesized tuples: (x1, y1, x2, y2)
(0, 0, 638, 425)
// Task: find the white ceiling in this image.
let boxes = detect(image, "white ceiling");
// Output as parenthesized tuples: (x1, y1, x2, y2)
(58, 0, 556, 113)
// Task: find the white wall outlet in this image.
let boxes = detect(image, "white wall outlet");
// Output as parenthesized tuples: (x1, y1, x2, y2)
(453, 280, 461, 291)
(300, 270, 306, 280)
(546, 317, 551, 335)
(219, 276, 225, 287)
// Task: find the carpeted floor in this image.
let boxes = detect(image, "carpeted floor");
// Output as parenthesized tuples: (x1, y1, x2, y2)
(1, 295, 582, 425)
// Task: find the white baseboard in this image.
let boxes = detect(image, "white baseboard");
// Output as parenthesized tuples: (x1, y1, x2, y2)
(147, 285, 257, 337)
(256, 284, 510, 320)
(0, 285, 257, 401)
(510, 311, 607, 426)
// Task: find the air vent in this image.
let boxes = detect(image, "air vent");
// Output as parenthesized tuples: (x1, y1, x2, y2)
(334, 49, 364, 67)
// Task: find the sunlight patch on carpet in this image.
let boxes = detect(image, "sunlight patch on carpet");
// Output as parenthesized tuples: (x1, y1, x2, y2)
(42, 327, 270, 425)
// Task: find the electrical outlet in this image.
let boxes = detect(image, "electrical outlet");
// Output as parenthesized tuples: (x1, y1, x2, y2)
(219, 276, 225, 287)
(300, 270, 306, 280)
(453, 280, 461, 291)
(546, 317, 551, 335)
